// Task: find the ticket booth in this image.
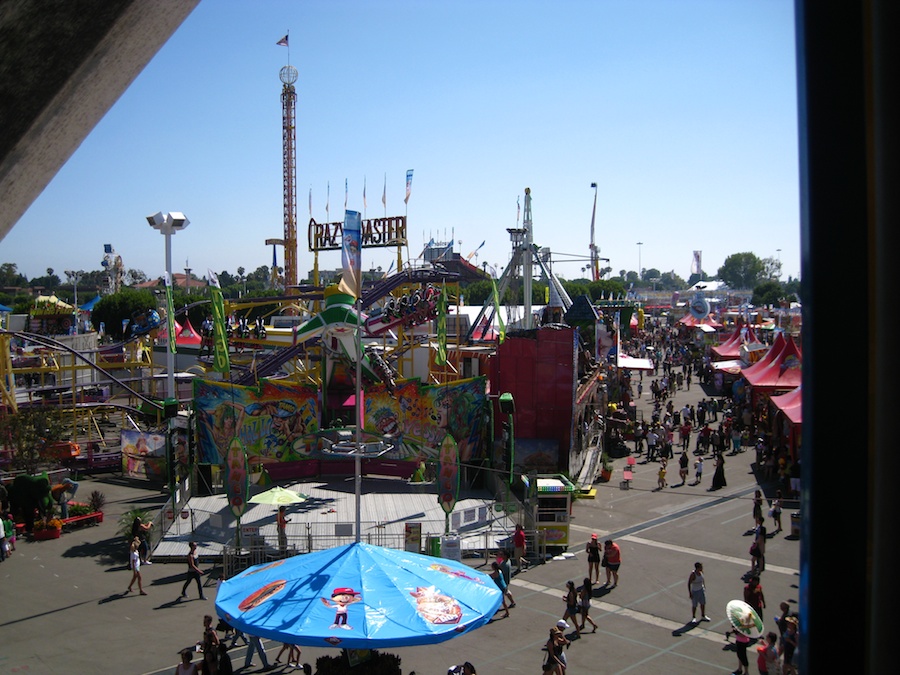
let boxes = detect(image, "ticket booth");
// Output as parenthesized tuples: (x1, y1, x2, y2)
(522, 473, 575, 548)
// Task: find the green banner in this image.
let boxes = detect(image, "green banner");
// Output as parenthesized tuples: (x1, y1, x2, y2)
(164, 276, 177, 355)
(491, 277, 506, 344)
(435, 285, 447, 365)
(209, 277, 231, 373)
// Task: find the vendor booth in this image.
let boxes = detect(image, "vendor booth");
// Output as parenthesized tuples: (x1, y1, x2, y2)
(522, 473, 575, 548)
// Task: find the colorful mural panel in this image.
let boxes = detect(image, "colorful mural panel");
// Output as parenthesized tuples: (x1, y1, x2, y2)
(194, 379, 321, 465)
(121, 429, 167, 481)
(365, 377, 489, 462)
(193, 376, 488, 467)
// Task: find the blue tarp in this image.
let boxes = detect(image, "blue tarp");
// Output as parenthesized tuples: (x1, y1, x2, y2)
(79, 295, 102, 311)
(215, 542, 502, 649)
(0, 303, 12, 313)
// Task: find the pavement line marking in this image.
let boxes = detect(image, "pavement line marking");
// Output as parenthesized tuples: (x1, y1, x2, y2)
(511, 579, 725, 644)
(621, 535, 799, 576)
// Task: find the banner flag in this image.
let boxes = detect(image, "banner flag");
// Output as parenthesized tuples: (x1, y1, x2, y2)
(338, 210, 362, 298)
(326, 181, 330, 222)
(438, 434, 459, 515)
(435, 285, 448, 365)
(491, 277, 506, 344)
(382, 173, 386, 208)
(225, 437, 249, 519)
(404, 169, 414, 204)
(208, 270, 231, 373)
(344, 178, 348, 209)
(691, 250, 702, 276)
(363, 176, 367, 209)
(164, 272, 177, 355)
(276, 34, 289, 47)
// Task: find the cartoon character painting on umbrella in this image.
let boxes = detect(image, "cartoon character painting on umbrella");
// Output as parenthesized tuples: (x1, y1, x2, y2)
(322, 587, 362, 629)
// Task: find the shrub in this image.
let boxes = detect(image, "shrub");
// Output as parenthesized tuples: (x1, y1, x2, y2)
(89, 490, 106, 513)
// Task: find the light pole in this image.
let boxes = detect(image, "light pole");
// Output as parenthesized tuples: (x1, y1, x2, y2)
(146, 211, 189, 402)
(64, 270, 82, 333)
(776, 248, 782, 280)
(636, 242, 643, 281)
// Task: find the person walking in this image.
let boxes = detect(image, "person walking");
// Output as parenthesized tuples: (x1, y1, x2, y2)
(131, 515, 153, 565)
(752, 490, 763, 528)
(751, 516, 767, 574)
(603, 539, 622, 587)
(199, 614, 220, 675)
(687, 562, 709, 623)
(560, 580, 580, 634)
(657, 458, 668, 490)
(578, 578, 598, 633)
(756, 631, 780, 675)
(545, 624, 570, 674)
(497, 550, 516, 607)
(125, 537, 147, 595)
(744, 575, 766, 621)
(693, 456, 704, 485)
(274, 643, 301, 667)
(512, 523, 529, 571)
(489, 561, 511, 618)
(180, 541, 206, 600)
(243, 634, 270, 670)
(732, 631, 752, 675)
(710, 452, 727, 490)
(277, 505, 290, 555)
(780, 616, 799, 674)
(586, 534, 602, 584)
(677, 450, 690, 485)
(770, 490, 784, 533)
(175, 649, 199, 675)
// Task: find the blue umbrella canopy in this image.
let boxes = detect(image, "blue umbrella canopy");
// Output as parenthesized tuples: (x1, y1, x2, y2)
(215, 542, 502, 649)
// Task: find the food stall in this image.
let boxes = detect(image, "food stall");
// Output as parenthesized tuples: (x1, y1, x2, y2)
(522, 473, 575, 548)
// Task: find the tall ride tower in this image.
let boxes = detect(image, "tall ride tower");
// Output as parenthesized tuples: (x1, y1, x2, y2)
(280, 64, 299, 294)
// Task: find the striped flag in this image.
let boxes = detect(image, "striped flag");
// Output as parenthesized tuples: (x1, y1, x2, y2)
(163, 272, 177, 355)
(276, 34, 289, 47)
(404, 169, 414, 204)
(326, 181, 330, 222)
(344, 178, 348, 209)
(363, 177, 367, 210)
(691, 250, 702, 275)
(208, 271, 230, 373)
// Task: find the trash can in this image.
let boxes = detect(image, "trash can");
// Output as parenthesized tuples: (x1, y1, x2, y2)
(790, 512, 801, 538)
(427, 535, 441, 557)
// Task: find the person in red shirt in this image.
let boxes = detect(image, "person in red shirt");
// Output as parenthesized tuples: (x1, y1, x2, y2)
(512, 524, 529, 572)
(603, 539, 622, 587)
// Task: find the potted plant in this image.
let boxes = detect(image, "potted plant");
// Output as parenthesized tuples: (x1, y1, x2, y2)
(33, 517, 63, 540)
(599, 452, 613, 482)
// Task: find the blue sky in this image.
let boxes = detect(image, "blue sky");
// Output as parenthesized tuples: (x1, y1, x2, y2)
(3, 0, 799, 285)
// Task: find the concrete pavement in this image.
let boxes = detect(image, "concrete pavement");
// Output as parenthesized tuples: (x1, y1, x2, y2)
(0, 377, 799, 674)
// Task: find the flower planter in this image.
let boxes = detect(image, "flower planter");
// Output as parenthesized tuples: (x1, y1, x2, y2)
(599, 468, 613, 482)
(33, 527, 62, 540)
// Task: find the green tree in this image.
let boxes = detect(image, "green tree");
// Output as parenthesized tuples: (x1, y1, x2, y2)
(0, 406, 66, 474)
(29, 268, 61, 291)
(751, 281, 798, 307)
(717, 252, 765, 289)
(652, 271, 679, 291)
(91, 287, 157, 339)
(0, 262, 28, 287)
